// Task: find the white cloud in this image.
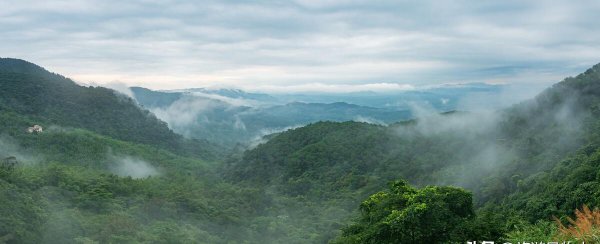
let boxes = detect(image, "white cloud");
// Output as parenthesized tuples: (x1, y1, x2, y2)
(99, 81, 134, 98)
(1, 0, 598, 90)
(241, 82, 415, 93)
(110, 156, 160, 179)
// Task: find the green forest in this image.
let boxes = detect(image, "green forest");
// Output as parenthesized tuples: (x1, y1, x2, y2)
(2, 58, 600, 243)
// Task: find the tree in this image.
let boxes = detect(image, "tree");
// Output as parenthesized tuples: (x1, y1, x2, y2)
(334, 180, 474, 244)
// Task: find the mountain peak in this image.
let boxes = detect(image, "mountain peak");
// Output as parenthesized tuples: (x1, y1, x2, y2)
(550, 62, 600, 94)
(0, 58, 73, 85)
(0, 58, 48, 75)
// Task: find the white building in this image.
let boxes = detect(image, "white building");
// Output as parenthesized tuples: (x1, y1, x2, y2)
(27, 125, 43, 134)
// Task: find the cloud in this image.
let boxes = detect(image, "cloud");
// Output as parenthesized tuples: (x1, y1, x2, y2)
(98, 81, 134, 98)
(242, 82, 415, 93)
(149, 96, 218, 135)
(233, 115, 246, 131)
(185, 92, 261, 107)
(353, 116, 385, 125)
(110, 156, 160, 179)
(0, 135, 41, 165)
(400, 103, 500, 136)
(456, 82, 550, 111)
(1, 0, 598, 90)
(247, 125, 304, 149)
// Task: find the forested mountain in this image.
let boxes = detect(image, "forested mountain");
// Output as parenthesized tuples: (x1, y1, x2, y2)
(225, 63, 600, 242)
(0, 59, 262, 243)
(2, 58, 600, 243)
(0, 58, 220, 160)
(131, 82, 522, 148)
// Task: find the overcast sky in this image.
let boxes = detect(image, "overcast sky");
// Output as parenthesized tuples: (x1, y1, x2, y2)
(1, 0, 599, 92)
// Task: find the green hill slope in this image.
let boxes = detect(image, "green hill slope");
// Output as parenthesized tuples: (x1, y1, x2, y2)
(0, 58, 219, 160)
(3, 58, 600, 243)
(0, 59, 265, 243)
(225, 63, 600, 242)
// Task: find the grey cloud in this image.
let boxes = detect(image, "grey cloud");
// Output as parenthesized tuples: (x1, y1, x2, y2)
(1, 0, 599, 90)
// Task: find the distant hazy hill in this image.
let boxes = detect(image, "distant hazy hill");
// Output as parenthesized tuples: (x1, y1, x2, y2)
(269, 83, 507, 110)
(177, 87, 278, 102)
(130, 86, 184, 108)
(130, 80, 532, 148)
(0, 58, 219, 159)
(131, 88, 412, 147)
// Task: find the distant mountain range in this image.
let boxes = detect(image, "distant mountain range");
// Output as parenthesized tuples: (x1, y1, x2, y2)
(165, 82, 512, 110)
(131, 87, 412, 146)
(173, 88, 278, 102)
(130, 81, 534, 147)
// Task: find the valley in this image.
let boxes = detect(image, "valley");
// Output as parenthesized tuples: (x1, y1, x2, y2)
(2, 58, 600, 243)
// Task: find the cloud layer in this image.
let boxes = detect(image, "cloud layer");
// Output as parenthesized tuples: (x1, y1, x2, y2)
(1, 0, 599, 91)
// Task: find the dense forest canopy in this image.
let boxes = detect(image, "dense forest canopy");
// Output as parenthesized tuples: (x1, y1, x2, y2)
(1, 58, 600, 243)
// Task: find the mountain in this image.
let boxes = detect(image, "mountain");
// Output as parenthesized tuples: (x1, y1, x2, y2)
(2, 58, 600, 243)
(0, 58, 262, 243)
(130, 86, 184, 108)
(0, 58, 219, 160)
(131, 88, 412, 147)
(224, 63, 600, 242)
(257, 102, 411, 125)
(268, 83, 507, 110)
(131, 81, 538, 148)
(176, 88, 277, 102)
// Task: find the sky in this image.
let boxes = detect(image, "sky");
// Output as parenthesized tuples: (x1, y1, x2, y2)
(1, 0, 599, 92)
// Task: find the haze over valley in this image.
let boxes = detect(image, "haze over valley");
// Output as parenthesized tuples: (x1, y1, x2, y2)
(2, 1, 600, 243)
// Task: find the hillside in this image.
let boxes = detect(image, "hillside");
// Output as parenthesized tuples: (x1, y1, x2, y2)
(0, 58, 219, 160)
(0, 112, 266, 243)
(0, 59, 265, 243)
(2, 58, 600, 243)
(225, 63, 600, 242)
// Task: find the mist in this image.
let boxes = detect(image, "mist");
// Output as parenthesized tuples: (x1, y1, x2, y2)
(387, 87, 590, 203)
(455, 83, 550, 111)
(0, 135, 41, 166)
(149, 95, 221, 137)
(353, 116, 386, 125)
(247, 125, 303, 149)
(109, 156, 160, 179)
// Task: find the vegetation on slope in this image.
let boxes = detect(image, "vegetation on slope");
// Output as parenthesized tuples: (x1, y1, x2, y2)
(333, 180, 475, 244)
(0, 58, 219, 160)
(225, 63, 600, 242)
(3, 58, 600, 243)
(0, 110, 272, 243)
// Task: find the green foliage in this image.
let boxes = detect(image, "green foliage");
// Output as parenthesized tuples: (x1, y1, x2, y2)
(3, 58, 600, 243)
(0, 58, 220, 160)
(504, 221, 558, 243)
(333, 180, 474, 243)
(0, 179, 46, 243)
(0, 105, 275, 243)
(0, 159, 272, 243)
(224, 62, 600, 242)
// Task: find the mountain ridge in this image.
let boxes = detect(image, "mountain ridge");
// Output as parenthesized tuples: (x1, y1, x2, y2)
(2, 58, 600, 243)
(0, 58, 220, 160)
